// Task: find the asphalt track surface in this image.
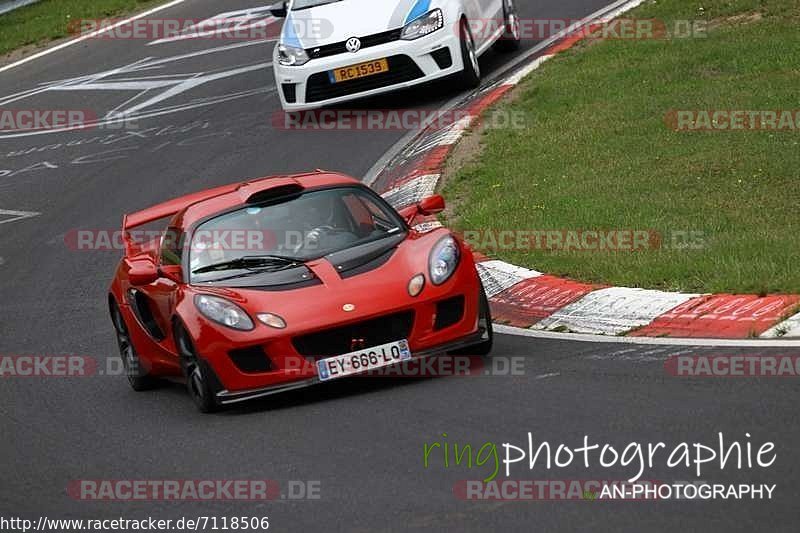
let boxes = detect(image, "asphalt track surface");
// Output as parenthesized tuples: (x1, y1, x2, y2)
(0, 1, 798, 531)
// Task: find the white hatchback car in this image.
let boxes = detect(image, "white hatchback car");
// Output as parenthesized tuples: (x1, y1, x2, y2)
(270, 0, 521, 110)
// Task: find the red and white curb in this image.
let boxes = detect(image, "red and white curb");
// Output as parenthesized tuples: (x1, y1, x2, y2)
(366, 0, 800, 340)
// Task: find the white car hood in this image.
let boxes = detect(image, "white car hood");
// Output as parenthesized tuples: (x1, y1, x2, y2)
(283, 0, 435, 49)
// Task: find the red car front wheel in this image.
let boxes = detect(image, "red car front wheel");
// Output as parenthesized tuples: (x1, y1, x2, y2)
(451, 281, 494, 357)
(110, 300, 159, 391)
(175, 324, 223, 413)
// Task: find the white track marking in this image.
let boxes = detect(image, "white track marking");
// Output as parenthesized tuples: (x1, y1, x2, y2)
(504, 55, 553, 85)
(533, 287, 700, 336)
(0, 0, 41, 16)
(761, 311, 800, 338)
(437, 116, 475, 146)
(0, 38, 274, 138)
(0, 86, 272, 139)
(413, 221, 443, 233)
(0, 0, 189, 74)
(477, 260, 542, 298)
(0, 209, 41, 225)
(381, 174, 440, 208)
(148, 6, 277, 45)
(496, 324, 800, 347)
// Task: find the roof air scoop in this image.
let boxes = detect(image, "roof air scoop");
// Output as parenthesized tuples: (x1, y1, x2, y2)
(243, 183, 304, 205)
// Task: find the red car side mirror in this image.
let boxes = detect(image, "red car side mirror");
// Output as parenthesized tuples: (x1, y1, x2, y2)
(127, 258, 159, 286)
(418, 195, 445, 216)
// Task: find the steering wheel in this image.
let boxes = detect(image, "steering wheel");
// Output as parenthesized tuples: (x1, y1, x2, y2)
(292, 225, 348, 253)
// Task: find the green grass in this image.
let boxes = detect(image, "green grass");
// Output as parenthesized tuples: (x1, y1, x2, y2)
(444, 0, 800, 294)
(0, 0, 166, 56)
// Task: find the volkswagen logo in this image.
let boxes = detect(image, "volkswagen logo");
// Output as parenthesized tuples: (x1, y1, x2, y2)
(345, 37, 361, 53)
(342, 303, 356, 312)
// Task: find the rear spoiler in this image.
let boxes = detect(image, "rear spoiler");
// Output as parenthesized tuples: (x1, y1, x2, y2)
(120, 176, 306, 257)
(123, 183, 246, 230)
(121, 183, 243, 257)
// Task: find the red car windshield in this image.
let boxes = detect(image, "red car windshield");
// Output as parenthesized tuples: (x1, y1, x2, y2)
(189, 186, 404, 281)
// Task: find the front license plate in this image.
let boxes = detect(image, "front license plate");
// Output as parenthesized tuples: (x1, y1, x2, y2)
(330, 58, 389, 83)
(316, 339, 411, 382)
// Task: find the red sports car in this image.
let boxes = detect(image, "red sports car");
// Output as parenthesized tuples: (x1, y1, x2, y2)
(108, 171, 492, 412)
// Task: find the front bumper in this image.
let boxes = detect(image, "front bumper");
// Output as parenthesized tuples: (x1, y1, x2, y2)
(187, 253, 483, 401)
(215, 329, 487, 405)
(273, 30, 464, 111)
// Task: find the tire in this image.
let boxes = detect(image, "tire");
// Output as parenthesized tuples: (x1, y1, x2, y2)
(458, 18, 481, 89)
(472, 281, 494, 357)
(175, 324, 222, 413)
(451, 281, 494, 357)
(494, 0, 522, 52)
(110, 299, 159, 391)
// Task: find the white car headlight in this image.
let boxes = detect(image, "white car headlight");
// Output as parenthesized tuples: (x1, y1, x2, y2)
(429, 235, 461, 285)
(277, 43, 310, 66)
(195, 294, 254, 331)
(401, 9, 444, 40)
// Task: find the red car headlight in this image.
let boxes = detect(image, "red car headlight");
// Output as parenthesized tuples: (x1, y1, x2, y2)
(429, 235, 461, 285)
(194, 294, 255, 331)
